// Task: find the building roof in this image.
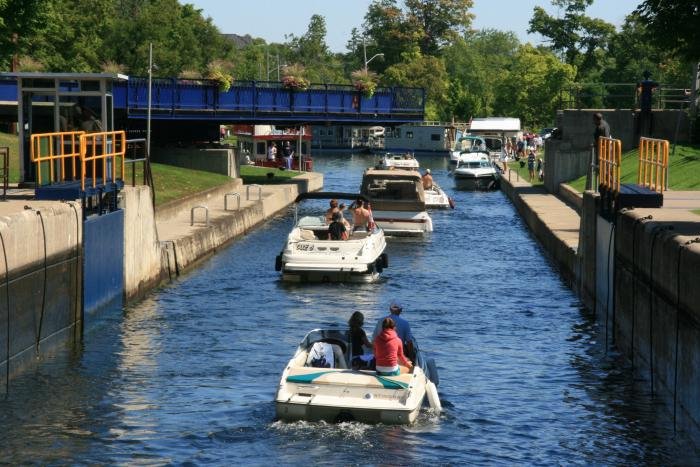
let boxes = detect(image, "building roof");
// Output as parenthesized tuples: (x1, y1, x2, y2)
(469, 117, 521, 132)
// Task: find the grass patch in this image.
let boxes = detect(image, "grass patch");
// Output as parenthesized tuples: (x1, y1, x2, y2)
(506, 147, 546, 186)
(127, 162, 232, 206)
(239, 165, 301, 184)
(568, 144, 700, 193)
(0, 131, 21, 182)
(692, 209, 700, 217)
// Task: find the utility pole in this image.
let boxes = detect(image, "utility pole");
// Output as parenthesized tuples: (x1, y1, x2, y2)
(147, 43, 153, 161)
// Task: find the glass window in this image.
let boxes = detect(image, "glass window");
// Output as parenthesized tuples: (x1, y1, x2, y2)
(431, 133, 441, 141)
(256, 142, 266, 155)
(327, 128, 334, 136)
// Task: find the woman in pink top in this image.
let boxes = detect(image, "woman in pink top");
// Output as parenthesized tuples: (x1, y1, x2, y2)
(373, 318, 412, 376)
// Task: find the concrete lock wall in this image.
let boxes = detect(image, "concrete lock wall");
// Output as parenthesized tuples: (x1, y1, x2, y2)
(0, 202, 82, 396)
(544, 139, 591, 193)
(613, 211, 700, 441)
(122, 186, 168, 303)
(163, 175, 323, 274)
(152, 147, 239, 178)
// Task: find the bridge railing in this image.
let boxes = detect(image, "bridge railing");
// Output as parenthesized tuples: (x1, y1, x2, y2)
(116, 78, 425, 119)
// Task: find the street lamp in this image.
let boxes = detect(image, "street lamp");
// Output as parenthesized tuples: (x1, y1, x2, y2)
(363, 38, 384, 72)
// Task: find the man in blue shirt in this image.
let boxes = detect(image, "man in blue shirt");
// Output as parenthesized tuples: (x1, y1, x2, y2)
(372, 301, 415, 358)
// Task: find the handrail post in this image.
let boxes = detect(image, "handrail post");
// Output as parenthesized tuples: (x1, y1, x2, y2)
(190, 205, 209, 227)
(224, 192, 241, 211)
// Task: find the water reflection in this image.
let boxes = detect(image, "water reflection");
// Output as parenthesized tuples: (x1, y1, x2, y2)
(0, 152, 696, 464)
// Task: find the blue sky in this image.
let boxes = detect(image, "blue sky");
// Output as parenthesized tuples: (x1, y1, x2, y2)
(189, 0, 642, 52)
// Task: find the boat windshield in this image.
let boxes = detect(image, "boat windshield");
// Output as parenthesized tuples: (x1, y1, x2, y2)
(458, 161, 491, 169)
(363, 179, 420, 201)
(300, 329, 349, 353)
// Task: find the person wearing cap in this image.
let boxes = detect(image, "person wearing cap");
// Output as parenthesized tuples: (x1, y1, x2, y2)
(374, 317, 412, 376)
(421, 169, 433, 190)
(372, 301, 415, 359)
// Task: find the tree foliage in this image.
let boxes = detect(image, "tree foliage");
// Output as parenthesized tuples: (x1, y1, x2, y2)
(635, 0, 700, 62)
(528, 0, 616, 80)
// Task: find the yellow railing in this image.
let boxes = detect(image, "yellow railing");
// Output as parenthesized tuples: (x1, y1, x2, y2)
(638, 137, 668, 192)
(80, 131, 126, 191)
(598, 136, 622, 194)
(30, 131, 85, 185)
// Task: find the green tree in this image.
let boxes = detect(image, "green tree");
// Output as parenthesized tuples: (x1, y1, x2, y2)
(635, 0, 700, 62)
(383, 49, 449, 120)
(286, 14, 345, 84)
(404, 0, 474, 55)
(443, 30, 519, 120)
(493, 44, 576, 128)
(528, 0, 616, 80)
(0, 0, 49, 70)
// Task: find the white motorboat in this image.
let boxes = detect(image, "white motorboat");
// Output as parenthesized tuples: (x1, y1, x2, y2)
(449, 135, 487, 165)
(360, 169, 433, 236)
(275, 192, 388, 283)
(374, 152, 420, 171)
(453, 151, 501, 190)
(275, 329, 441, 424)
(424, 184, 454, 209)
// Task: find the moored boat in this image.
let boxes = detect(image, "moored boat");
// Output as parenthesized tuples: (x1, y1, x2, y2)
(453, 151, 500, 190)
(275, 192, 388, 283)
(374, 152, 420, 171)
(275, 329, 440, 424)
(424, 184, 454, 209)
(360, 169, 433, 236)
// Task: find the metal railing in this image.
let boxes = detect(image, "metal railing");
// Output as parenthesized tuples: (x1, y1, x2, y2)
(190, 205, 209, 227)
(30, 131, 84, 186)
(124, 137, 156, 206)
(598, 137, 622, 194)
(0, 146, 8, 200)
(246, 184, 262, 201)
(224, 192, 240, 211)
(559, 83, 695, 110)
(638, 137, 669, 192)
(80, 131, 126, 191)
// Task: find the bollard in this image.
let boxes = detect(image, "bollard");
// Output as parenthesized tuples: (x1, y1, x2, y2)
(224, 192, 241, 211)
(246, 184, 262, 201)
(190, 205, 209, 227)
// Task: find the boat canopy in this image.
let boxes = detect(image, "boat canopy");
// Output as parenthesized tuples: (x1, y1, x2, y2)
(294, 192, 369, 204)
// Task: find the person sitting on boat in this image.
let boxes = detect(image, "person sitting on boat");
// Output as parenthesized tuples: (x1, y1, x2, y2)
(325, 199, 339, 224)
(327, 211, 348, 240)
(348, 311, 373, 370)
(422, 169, 434, 190)
(352, 199, 371, 231)
(337, 203, 351, 230)
(372, 301, 415, 360)
(374, 317, 412, 376)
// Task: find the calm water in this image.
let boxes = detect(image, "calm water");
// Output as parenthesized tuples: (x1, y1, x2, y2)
(1, 153, 696, 465)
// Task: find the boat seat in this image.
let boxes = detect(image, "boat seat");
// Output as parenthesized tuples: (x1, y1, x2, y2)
(305, 342, 348, 369)
(299, 229, 316, 240)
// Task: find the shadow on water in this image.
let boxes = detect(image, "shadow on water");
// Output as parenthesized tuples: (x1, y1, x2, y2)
(0, 152, 697, 464)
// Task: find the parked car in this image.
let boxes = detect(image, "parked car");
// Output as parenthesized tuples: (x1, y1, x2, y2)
(540, 128, 557, 140)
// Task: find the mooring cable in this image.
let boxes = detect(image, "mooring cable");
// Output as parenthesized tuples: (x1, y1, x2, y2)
(0, 229, 10, 399)
(33, 209, 48, 352)
(648, 224, 673, 397)
(604, 220, 616, 353)
(631, 214, 652, 364)
(65, 201, 81, 341)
